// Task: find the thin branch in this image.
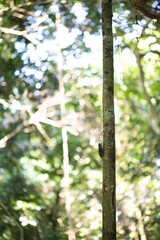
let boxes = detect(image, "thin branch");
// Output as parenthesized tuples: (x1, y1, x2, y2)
(0, 0, 53, 16)
(10, 0, 14, 9)
(23, 33, 40, 45)
(149, 50, 160, 56)
(29, 115, 61, 128)
(136, 46, 160, 132)
(0, 99, 10, 108)
(12, 6, 35, 16)
(139, 18, 152, 38)
(0, 125, 23, 148)
(17, 0, 54, 8)
(34, 122, 50, 140)
(0, 26, 40, 45)
(12, 12, 28, 19)
(29, 14, 49, 30)
(0, 98, 31, 111)
(138, 50, 160, 57)
(0, 27, 27, 36)
(0, 201, 24, 240)
(0, 9, 49, 45)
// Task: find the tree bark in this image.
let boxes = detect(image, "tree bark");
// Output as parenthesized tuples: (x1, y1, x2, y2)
(102, 0, 116, 239)
(128, 0, 160, 19)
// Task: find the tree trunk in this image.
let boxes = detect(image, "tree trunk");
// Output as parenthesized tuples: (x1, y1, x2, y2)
(102, 0, 116, 239)
(55, 8, 75, 240)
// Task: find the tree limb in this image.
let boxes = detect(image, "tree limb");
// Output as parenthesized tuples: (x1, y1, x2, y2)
(136, 6, 160, 19)
(129, 0, 160, 19)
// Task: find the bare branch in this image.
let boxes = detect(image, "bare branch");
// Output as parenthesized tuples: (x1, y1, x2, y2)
(12, 12, 28, 19)
(0, 26, 40, 45)
(17, 0, 54, 8)
(0, 0, 53, 16)
(29, 117, 62, 128)
(0, 99, 10, 108)
(34, 122, 50, 140)
(0, 8, 50, 45)
(23, 33, 40, 45)
(0, 98, 31, 112)
(12, 6, 35, 16)
(0, 125, 23, 148)
(0, 27, 27, 36)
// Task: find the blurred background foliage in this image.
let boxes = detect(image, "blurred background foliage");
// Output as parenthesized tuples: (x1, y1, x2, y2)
(0, 0, 160, 239)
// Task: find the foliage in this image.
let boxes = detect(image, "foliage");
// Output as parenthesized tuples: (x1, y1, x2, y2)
(0, 0, 160, 240)
(113, 1, 160, 239)
(0, 1, 102, 239)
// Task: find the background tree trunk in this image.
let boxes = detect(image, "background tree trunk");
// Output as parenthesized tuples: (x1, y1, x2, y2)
(56, 8, 75, 240)
(102, 0, 116, 239)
